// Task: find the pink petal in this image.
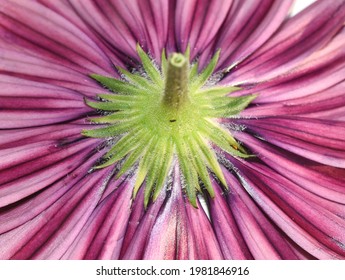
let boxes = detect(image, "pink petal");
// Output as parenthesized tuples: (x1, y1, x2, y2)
(119, 185, 164, 259)
(121, 165, 223, 259)
(229, 157, 345, 259)
(0, 0, 114, 75)
(208, 181, 253, 259)
(235, 116, 345, 167)
(0, 49, 103, 95)
(0, 152, 100, 235)
(213, 0, 293, 70)
(0, 139, 99, 207)
(175, 0, 232, 58)
(0, 167, 110, 259)
(221, 169, 301, 259)
(234, 132, 345, 207)
(226, 0, 345, 84)
(62, 178, 133, 259)
(241, 80, 345, 120)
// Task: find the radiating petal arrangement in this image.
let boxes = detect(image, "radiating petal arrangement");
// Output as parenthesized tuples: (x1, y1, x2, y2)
(0, 0, 345, 260)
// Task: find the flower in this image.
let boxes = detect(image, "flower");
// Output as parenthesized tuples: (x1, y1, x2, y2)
(0, 0, 345, 260)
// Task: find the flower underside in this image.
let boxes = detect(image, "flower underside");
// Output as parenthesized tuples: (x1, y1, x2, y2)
(83, 44, 256, 207)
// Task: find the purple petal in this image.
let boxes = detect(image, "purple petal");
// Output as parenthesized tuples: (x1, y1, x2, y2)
(121, 165, 223, 259)
(67, 0, 137, 61)
(227, 156, 345, 259)
(208, 181, 253, 259)
(0, 0, 114, 75)
(62, 178, 133, 259)
(0, 139, 99, 207)
(221, 169, 301, 259)
(0, 167, 111, 259)
(225, 0, 345, 84)
(136, 0, 170, 60)
(233, 28, 345, 106)
(184, 195, 224, 260)
(175, 0, 232, 57)
(0, 121, 96, 149)
(0, 49, 103, 94)
(0, 75, 82, 99)
(241, 80, 345, 120)
(212, 0, 293, 70)
(0, 109, 90, 129)
(0, 152, 100, 235)
(235, 116, 345, 167)
(234, 132, 345, 205)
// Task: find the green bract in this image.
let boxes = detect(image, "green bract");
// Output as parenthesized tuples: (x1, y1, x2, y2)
(83, 44, 256, 207)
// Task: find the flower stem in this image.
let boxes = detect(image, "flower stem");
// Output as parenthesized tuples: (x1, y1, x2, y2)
(162, 53, 190, 115)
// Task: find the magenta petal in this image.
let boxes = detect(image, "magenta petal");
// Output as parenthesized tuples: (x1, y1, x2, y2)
(119, 184, 165, 259)
(140, 167, 222, 260)
(0, 75, 82, 99)
(66, 0, 136, 61)
(221, 169, 300, 259)
(0, 167, 110, 259)
(215, 0, 293, 70)
(228, 157, 345, 259)
(0, 0, 344, 261)
(0, 139, 99, 207)
(121, 165, 223, 260)
(135, 0, 170, 59)
(0, 121, 96, 149)
(0, 108, 90, 129)
(61, 178, 133, 259)
(175, 0, 232, 58)
(0, 0, 114, 75)
(0, 49, 103, 94)
(0, 152, 100, 235)
(234, 132, 345, 204)
(184, 196, 224, 260)
(226, 0, 345, 84)
(236, 116, 345, 167)
(209, 181, 253, 259)
(241, 80, 345, 120)
(234, 28, 345, 104)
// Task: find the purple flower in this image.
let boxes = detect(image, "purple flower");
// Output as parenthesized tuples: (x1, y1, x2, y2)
(0, 0, 345, 260)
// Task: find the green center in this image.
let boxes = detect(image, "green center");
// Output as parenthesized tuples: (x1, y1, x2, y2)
(82, 44, 256, 207)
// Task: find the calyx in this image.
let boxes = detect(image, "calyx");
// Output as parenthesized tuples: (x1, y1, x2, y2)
(83, 44, 256, 207)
